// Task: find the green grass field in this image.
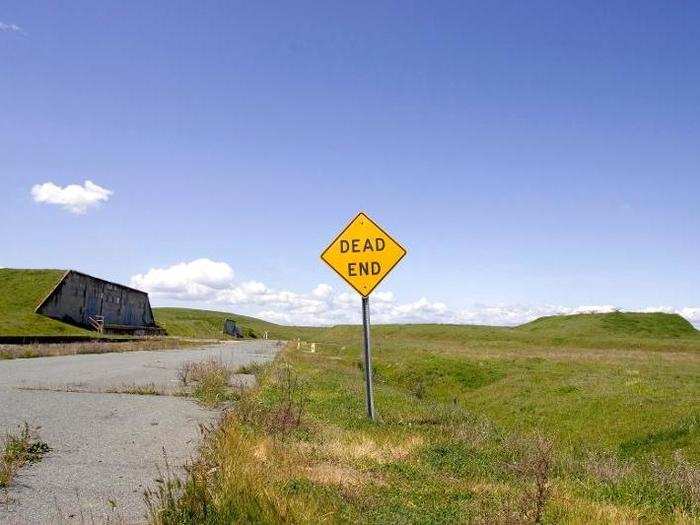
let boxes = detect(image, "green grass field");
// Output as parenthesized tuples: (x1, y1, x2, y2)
(3, 270, 700, 521)
(149, 312, 700, 524)
(152, 307, 284, 339)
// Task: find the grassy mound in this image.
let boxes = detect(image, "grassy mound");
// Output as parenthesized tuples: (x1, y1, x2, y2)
(0, 269, 91, 336)
(0, 272, 292, 340)
(153, 307, 292, 340)
(517, 311, 698, 338)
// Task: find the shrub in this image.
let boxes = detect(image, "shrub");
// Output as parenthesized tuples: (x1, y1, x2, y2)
(651, 451, 700, 514)
(179, 358, 234, 407)
(509, 434, 555, 524)
(265, 364, 306, 434)
(584, 451, 634, 484)
(1, 423, 50, 490)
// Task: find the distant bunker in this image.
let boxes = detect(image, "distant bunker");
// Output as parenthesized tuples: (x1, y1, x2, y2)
(223, 318, 243, 338)
(36, 270, 163, 336)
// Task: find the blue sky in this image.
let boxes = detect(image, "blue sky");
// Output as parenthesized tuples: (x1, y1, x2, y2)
(2, 2, 699, 325)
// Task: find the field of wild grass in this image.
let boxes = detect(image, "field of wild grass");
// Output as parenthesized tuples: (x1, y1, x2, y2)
(147, 323, 700, 524)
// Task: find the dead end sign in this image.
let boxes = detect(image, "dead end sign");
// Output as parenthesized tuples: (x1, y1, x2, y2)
(320, 212, 406, 421)
(320, 212, 407, 297)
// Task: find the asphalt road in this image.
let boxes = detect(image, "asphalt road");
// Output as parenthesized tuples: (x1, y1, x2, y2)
(0, 340, 279, 524)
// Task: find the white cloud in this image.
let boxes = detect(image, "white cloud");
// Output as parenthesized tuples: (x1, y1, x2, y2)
(312, 283, 333, 299)
(452, 304, 617, 326)
(642, 306, 700, 325)
(570, 305, 617, 315)
(130, 258, 700, 328)
(130, 259, 235, 300)
(31, 180, 113, 214)
(373, 291, 395, 303)
(0, 22, 23, 34)
(679, 308, 700, 323)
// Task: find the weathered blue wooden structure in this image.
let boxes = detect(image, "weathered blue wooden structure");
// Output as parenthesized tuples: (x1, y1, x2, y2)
(36, 270, 161, 335)
(223, 318, 242, 338)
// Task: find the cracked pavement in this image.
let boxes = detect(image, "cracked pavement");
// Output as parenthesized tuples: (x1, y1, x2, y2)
(0, 340, 279, 524)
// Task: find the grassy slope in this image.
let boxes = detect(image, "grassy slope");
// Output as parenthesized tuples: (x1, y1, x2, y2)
(154, 307, 700, 351)
(157, 314, 700, 524)
(518, 311, 698, 338)
(153, 307, 301, 340)
(0, 269, 92, 336)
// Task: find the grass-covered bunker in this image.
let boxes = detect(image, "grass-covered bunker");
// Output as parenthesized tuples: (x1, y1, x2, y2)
(223, 318, 243, 338)
(36, 270, 160, 335)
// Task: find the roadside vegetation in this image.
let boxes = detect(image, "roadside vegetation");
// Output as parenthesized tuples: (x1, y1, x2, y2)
(0, 338, 204, 360)
(177, 358, 239, 407)
(145, 314, 700, 524)
(175, 358, 270, 407)
(1, 423, 50, 496)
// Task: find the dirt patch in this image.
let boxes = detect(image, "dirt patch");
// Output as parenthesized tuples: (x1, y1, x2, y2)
(306, 464, 368, 487)
(318, 434, 424, 464)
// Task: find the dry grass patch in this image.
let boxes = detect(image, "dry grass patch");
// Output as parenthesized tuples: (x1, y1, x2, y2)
(178, 358, 231, 386)
(550, 486, 668, 524)
(235, 362, 269, 376)
(18, 382, 176, 397)
(508, 434, 554, 523)
(1, 423, 50, 495)
(232, 362, 307, 435)
(584, 451, 634, 483)
(0, 338, 202, 360)
(316, 433, 424, 465)
(306, 464, 365, 487)
(651, 451, 700, 514)
(178, 358, 236, 407)
(105, 383, 168, 396)
(145, 421, 330, 524)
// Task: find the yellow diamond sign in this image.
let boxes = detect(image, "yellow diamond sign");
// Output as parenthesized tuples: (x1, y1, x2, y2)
(321, 212, 406, 297)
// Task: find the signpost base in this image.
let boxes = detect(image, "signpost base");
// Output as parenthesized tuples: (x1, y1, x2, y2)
(362, 296, 376, 421)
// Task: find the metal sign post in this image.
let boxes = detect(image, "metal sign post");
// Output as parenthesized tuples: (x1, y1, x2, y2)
(320, 212, 406, 421)
(361, 296, 375, 420)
